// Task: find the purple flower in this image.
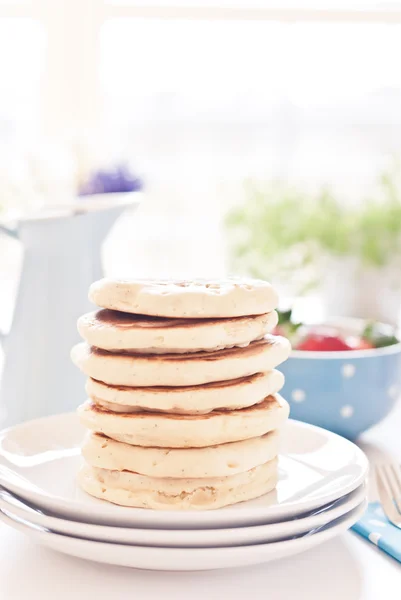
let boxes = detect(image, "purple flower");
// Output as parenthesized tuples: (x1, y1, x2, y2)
(79, 164, 143, 196)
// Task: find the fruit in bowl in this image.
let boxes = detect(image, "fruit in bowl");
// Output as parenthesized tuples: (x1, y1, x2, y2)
(274, 310, 399, 352)
(275, 312, 401, 440)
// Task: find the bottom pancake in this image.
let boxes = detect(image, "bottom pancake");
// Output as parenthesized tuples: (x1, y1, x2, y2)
(82, 430, 280, 478)
(78, 458, 278, 511)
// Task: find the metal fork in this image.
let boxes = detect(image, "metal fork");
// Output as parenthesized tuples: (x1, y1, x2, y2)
(376, 464, 401, 528)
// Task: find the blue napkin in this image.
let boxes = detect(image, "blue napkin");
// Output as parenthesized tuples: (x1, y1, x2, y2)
(352, 502, 401, 562)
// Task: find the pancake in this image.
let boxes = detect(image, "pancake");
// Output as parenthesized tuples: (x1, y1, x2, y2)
(88, 277, 278, 318)
(77, 309, 278, 353)
(82, 429, 280, 478)
(77, 394, 290, 448)
(78, 458, 278, 510)
(71, 336, 291, 387)
(86, 370, 285, 415)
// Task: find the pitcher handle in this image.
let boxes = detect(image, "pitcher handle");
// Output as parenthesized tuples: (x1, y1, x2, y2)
(0, 222, 19, 341)
(0, 223, 18, 240)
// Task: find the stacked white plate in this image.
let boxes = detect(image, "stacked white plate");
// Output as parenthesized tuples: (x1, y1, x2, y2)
(0, 413, 368, 571)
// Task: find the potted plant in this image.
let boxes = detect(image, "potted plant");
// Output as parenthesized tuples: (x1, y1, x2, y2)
(225, 162, 401, 325)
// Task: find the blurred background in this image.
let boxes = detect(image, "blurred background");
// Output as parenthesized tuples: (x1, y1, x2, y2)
(1, 0, 401, 434)
(1, 0, 401, 323)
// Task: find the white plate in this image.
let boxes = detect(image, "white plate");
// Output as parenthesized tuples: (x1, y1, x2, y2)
(0, 502, 366, 571)
(0, 413, 368, 529)
(0, 483, 366, 547)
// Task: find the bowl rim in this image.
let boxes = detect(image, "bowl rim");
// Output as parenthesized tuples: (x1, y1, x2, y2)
(290, 316, 401, 360)
(291, 343, 401, 359)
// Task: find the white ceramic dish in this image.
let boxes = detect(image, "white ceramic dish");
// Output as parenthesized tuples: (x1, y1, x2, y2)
(0, 502, 366, 571)
(0, 413, 368, 529)
(0, 483, 366, 547)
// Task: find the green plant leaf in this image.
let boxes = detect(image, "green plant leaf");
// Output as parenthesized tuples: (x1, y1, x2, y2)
(225, 162, 401, 290)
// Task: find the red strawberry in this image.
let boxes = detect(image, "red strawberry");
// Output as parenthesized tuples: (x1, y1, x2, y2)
(345, 335, 375, 350)
(353, 338, 375, 350)
(296, 334, 353, 352)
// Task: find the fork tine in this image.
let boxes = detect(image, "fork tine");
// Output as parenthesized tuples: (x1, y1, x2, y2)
(376, 466, 401, 526)
(390, 464, 401, 513)
(383, 464, 401, 516)
(376, 465, 392, 499)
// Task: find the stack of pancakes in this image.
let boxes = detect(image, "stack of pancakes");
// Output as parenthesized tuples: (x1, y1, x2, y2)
(72, 278, 291, 510)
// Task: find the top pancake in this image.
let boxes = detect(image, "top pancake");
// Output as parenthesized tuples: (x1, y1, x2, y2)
(89, 277, 278, 318)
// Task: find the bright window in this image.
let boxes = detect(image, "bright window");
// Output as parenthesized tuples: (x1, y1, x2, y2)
(0, 17, 45, 139)
(1, 1, 401, 278)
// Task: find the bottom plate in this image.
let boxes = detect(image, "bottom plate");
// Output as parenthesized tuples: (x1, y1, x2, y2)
(0, 502, 366, 571)
(0, 483, 366, 547)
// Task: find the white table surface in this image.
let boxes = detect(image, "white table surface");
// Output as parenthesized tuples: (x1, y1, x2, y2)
(0, 408, 400, 599)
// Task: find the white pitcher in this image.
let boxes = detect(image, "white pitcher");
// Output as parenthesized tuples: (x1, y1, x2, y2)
(0, 194, 140, 427)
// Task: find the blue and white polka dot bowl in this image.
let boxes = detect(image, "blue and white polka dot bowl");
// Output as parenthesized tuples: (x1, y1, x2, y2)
(280, 317, 401, 440)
